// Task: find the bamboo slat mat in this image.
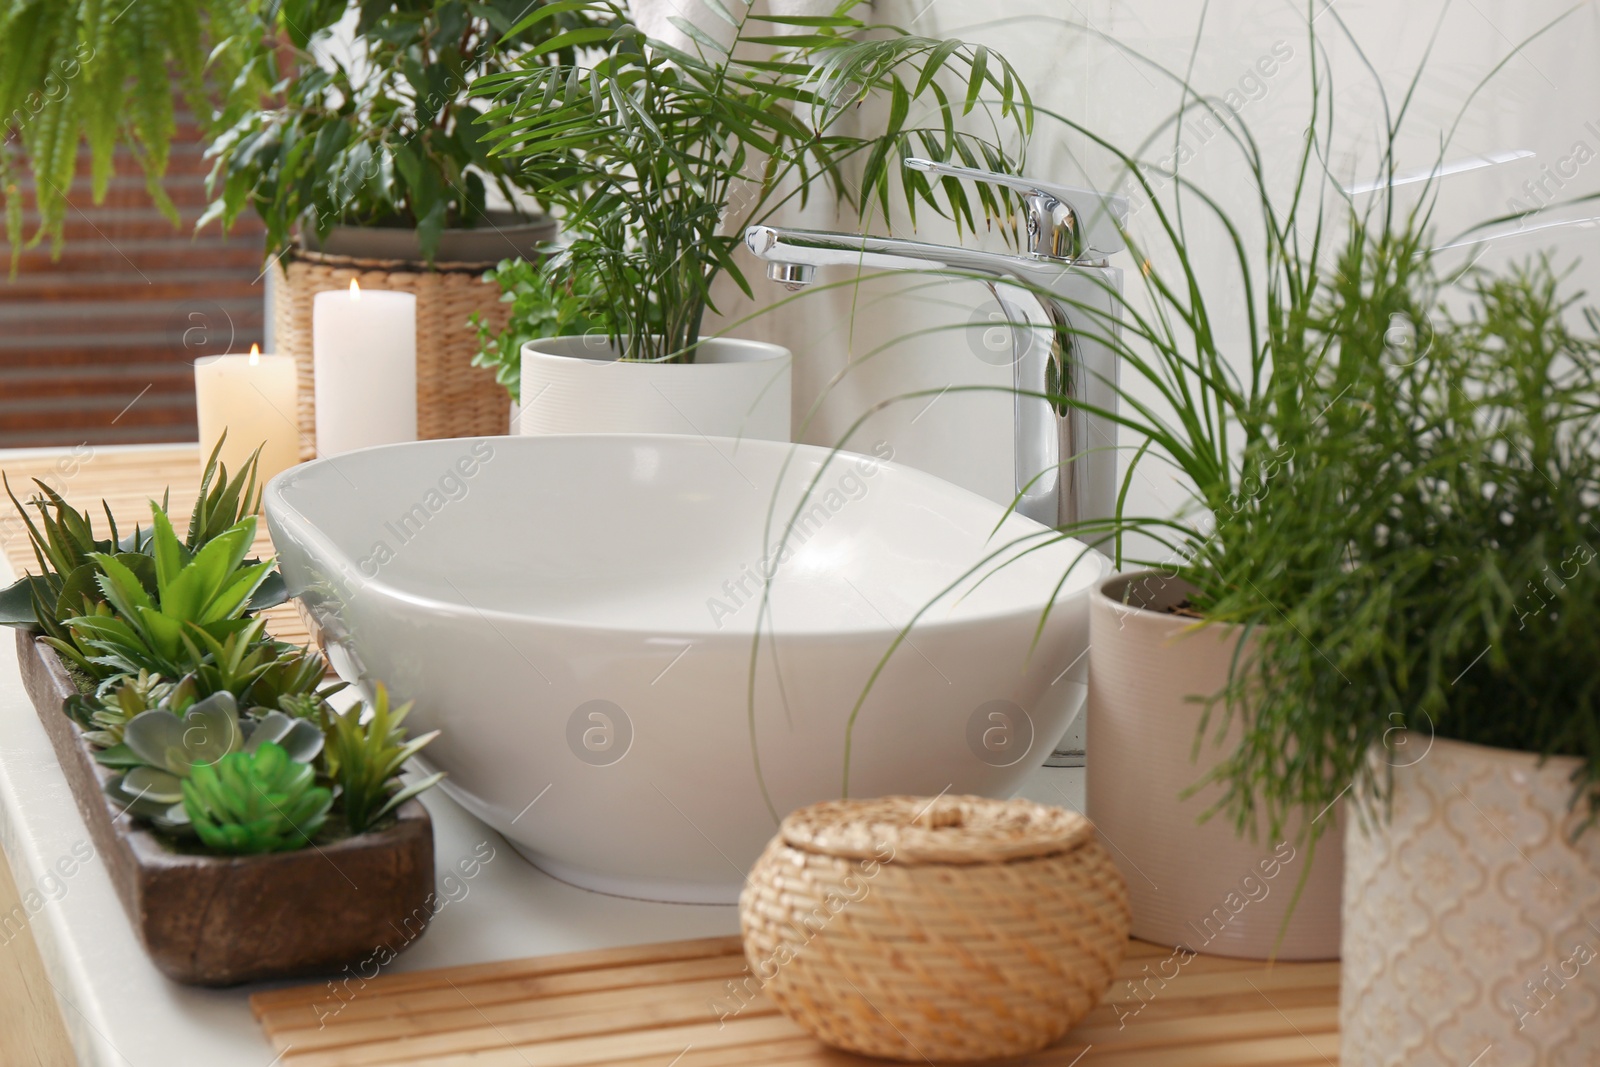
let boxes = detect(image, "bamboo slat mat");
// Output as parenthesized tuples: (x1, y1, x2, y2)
(0, 444, 312, 648)
(251, 935, 1339, 1066)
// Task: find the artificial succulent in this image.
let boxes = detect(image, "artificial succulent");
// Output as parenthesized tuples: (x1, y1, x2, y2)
(183, 743, 334, 855)
(322, 683, 444, 834)
(0, 437, 287, 648)
(70, 670, 189, 748)
(59, 506, 275, 680)
(102, 692, 323, 832)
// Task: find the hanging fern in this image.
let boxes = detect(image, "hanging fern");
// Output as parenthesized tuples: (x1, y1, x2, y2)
(0, 0, 276, 273)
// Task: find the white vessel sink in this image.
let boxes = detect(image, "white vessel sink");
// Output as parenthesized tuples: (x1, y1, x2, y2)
(265, 435, 1106, 903)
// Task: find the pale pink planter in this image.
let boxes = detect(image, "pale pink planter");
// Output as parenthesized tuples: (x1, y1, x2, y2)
(1342, 734, 1600, 1067)
(1086, 570, 1342, 959)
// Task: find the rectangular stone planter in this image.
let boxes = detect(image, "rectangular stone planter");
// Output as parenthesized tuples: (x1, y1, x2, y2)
(15, 631, 435, 986)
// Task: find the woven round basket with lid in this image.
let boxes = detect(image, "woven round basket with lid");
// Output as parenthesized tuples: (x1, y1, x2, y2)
(740, 795, 1130, 1062)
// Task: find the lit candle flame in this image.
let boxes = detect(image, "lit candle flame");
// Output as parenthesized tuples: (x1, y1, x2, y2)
(249, 343, 261, 366)
(349, 278, 361, 300)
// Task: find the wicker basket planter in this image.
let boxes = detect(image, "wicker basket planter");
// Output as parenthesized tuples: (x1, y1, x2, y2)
(274, 215, 555, 458)
(740, 795, 1130, 1062)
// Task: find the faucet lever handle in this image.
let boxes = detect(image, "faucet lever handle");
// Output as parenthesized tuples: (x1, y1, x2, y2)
(903, 158, 1127, 262)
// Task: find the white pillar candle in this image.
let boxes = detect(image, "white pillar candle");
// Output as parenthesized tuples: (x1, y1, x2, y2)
(194, 344, 301, 485)
(312, 280, 417, 455)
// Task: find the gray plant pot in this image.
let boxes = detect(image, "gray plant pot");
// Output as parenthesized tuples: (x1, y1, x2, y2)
(298, 209, 557, 265)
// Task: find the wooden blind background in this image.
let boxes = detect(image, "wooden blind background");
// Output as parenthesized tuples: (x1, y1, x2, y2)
(0, 109, 266, 449)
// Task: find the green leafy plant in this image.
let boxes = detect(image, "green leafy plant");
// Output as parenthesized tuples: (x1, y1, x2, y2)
(0, 0, 275, 271)
(471, 0, 1033, 364)
(204, 0, 605, 259)
(102, 692, 322, 826)
(470, 256, 619, 401)
(0, 438, 285, 639)
(59, 507, 275, 680)
(321, 683, 444, 833)
(184, 743, 334, 854)
(70, 670, 188, 748)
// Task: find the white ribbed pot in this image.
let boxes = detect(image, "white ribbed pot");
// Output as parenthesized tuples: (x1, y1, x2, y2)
(1342, 734, 1600, 1067)
(1086, 570, 1343, 959)
(518, 336, 791, 441)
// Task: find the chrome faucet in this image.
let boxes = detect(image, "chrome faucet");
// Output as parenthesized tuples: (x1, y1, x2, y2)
(745, 158, 1126, 531)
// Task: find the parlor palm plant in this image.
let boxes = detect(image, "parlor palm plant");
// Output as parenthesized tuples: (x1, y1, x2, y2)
(470, 0, 1034, 366)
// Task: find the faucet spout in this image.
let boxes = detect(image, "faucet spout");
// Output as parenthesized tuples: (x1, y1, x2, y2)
(746, 221, 1124, 534)
(745, 225, 1027, 286)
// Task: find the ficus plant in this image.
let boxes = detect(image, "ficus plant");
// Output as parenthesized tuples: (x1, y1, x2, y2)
(469, 0, 1034, 366)
(204, 0, 607, 259)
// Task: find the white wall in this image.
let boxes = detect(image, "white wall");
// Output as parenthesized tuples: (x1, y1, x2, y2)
(715, 0, 1600, 545)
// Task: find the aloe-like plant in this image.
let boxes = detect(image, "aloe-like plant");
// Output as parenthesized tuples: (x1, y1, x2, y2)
(321, 683, 444, 834)
(471, 0, 1033, 365)
(0, 437, 286, 643)
(58, 506, 275, 680)
(184, 743, 334, 854)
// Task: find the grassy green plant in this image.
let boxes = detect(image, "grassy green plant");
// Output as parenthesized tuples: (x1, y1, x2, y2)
(996, 15, 1600, 848)
(204, 0, 605, 259)
(1203, 259, 1600, 843)
(321, 683, 444, 834)
(756, 5, 1600, 853)
(0, 0, 275, 272)
(470, 0, 1032, 364)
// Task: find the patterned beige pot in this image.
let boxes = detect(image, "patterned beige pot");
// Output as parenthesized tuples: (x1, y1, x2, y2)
(1342, 734, 1600, 1067)
(1086, 570, 1343, 959)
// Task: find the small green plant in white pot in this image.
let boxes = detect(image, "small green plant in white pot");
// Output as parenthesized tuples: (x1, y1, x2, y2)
(470, 0, 1031, 440)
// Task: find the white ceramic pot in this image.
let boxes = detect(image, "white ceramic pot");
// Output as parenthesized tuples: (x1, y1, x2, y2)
(1086, 570, 1343, 959)
(519, 336, 791, 441)
(1342, 734, 1600, 1067)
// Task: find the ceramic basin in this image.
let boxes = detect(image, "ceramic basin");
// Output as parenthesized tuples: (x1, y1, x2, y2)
(265, 435, 1106, 903)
